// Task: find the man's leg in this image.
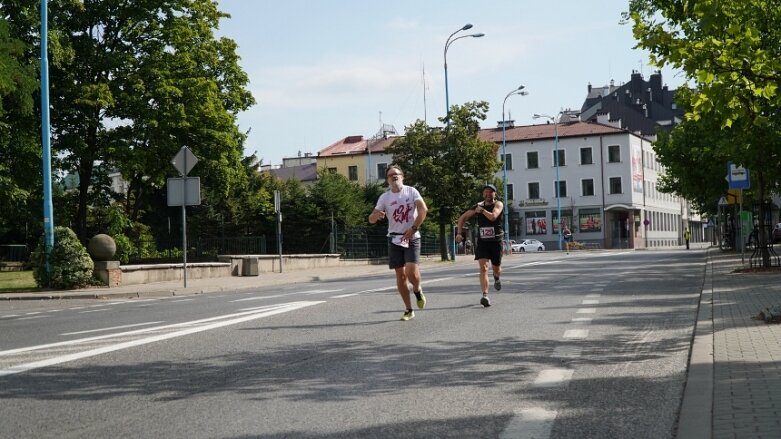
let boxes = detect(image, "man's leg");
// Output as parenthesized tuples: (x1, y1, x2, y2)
(478, 259, 490, 293)
(395, 267, 412, 310)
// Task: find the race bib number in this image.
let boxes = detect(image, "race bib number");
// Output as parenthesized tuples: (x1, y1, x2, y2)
(479, 227, 495, 239)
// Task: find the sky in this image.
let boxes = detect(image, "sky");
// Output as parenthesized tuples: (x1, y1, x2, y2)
(215, 0, 686, 166)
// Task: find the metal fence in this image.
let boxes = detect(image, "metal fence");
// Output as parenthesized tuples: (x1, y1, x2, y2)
(124, 230, 450, 264)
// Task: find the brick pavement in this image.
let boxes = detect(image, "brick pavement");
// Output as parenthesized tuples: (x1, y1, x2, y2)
(704, 250, 781, 439)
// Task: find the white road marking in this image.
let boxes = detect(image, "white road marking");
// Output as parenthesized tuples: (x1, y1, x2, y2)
(68, 307, 86, 310)
(500, 407, 557, 439)
(582, 299, 599, 305)
(533, 368, 574, 387)
(0, 301, 323, 376)
(331, 293, 359, 298)
(563, 329, 589, 339)
(24, 312, 43, 316)
(576, 308, 596, 314)
(61, 321, 165, 336)
(571, 317, 593, 324)
(17, 315, 47, 321)
(231, 294, 288, 302)
(79, 309, 109, 314)
(585, 294, 601, 298)
(170, 299, 193, 303)
(299, 288, 345, 295)
(47, 309, 63, 313)
(1, 314, 20, 319)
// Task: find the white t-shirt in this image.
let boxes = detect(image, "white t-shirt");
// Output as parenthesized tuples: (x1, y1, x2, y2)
(375, 185, 422, 238)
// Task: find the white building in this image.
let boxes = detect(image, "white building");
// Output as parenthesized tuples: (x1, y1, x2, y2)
(480, 120, 700, 249)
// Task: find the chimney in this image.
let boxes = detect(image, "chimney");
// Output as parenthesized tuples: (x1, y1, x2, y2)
(587, 82, 592, 94)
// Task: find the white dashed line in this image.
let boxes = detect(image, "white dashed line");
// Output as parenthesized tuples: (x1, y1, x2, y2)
(585, 294, 601, 298)
(582, 299, 599, 305)
(576, 308, 596, 314)
(500, 407, 557, 439)
(571, 317, 593, 324)
(1, 314, 20, 319)
(170, 299, 193, 303)
(331, 293, 360, 298)
(563, 329, 589, 339)
(533, 368, 574, 387)
(17, 315, 47, 321)
(79, 309, 110, 314)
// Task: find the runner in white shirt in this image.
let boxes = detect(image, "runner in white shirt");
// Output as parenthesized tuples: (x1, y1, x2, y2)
(368, 166, 428, 321)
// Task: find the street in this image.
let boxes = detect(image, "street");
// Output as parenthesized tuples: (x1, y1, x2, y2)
(0, 249, 706, 438)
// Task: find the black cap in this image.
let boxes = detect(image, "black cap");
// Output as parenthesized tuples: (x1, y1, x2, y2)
(483, 184, 497, 192)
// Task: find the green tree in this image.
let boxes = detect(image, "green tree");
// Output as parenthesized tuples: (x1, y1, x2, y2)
(0, 16, 40, 246)
(388, 101, 501, 261)
(2, 1, 255, 242)
(629, 0, 781, 265)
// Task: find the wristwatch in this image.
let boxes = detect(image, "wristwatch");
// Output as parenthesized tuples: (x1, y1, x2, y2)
(411, 225, 418, 231)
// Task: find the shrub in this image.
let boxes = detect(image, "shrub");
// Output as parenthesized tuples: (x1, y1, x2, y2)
(31, 226, 95, 289)
(113, 233, 133, 264)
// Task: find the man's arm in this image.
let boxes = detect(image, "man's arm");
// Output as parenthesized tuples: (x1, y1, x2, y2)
(455, 209, 477, 242)
(368, 208, 385, 224)
(475, 201, 503, 222)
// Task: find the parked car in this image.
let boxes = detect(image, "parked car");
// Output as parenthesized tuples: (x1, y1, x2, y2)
(512, 239, 545, 252)
(772, 223, 781, 243)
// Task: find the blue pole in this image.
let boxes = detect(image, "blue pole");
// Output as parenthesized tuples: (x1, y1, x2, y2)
(41, 0, 54, 268)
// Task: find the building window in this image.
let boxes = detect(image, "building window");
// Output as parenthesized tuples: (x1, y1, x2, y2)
(501, 153, 513, 171)
(609, 177, 622, 194)
(327, 167, 337, 174)
(578, 208, 602, 232)
(527, 151, 538, 169)
(506, 183, 514, 201)
(528, 182, 540, 199)
(608, 145, 621, 163)
(581, 179, 595, 196)
(555, 180, 567, 198)
(554, 149, 566, 167)
(348, 166, 358, 181)
(377, 163, 388, 179)
(525, 211, 547, 235)
(580, 147, 593, 165)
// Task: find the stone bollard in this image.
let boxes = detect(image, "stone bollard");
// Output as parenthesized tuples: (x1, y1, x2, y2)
(88, 234, 121, 287)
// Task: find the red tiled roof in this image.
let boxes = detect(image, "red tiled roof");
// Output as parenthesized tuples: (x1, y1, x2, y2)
(318, 135, 399, 156)
(479, 121, 629, 143)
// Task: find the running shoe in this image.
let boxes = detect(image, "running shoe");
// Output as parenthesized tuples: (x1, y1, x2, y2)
(414, 289, 426, 309)
(400, 310, 415, 321)
(494, 275, 502, 291)
(480, 295, 491, 307)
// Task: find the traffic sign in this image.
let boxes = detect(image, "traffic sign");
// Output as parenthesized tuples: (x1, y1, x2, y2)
(167, 177, 201, 206)
(727, 161, 750, 189)
(171, 146, 199, 176)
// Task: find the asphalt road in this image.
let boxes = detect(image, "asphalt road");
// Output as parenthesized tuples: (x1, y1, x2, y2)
(0, 249, 706, 438)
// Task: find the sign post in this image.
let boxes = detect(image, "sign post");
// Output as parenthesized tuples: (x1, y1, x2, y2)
(169, 147, 200, 288)
(274, 190, 283, 273)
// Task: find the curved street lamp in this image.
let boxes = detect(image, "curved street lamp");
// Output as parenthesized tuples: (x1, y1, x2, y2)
(501, 85, 528, 251)
(533, 112, 564, 251)
(444, 24, 485, 121)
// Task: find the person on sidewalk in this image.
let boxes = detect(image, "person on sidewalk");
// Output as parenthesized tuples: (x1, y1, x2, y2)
(684, 229, 691, 250)
(368, 165, 428, 321)
(455, 184, 505, 307)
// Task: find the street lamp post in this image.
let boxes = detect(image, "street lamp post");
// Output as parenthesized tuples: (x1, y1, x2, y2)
(443, 24, 484, 261)
(444, 24, 484, 121)
(533, 112, 563, 251)
(501, 85, 528, 251)
(41, 0, 54, 271)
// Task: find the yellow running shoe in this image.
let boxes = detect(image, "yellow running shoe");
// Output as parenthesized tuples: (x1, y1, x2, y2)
(400, 310, 415, 321)
(414, 289, 426, 309)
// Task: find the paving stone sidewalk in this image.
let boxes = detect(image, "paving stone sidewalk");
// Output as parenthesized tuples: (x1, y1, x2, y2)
(685, 249, 781, 439)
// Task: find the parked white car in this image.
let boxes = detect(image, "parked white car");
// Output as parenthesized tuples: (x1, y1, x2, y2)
(512, 239, 545, 252)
